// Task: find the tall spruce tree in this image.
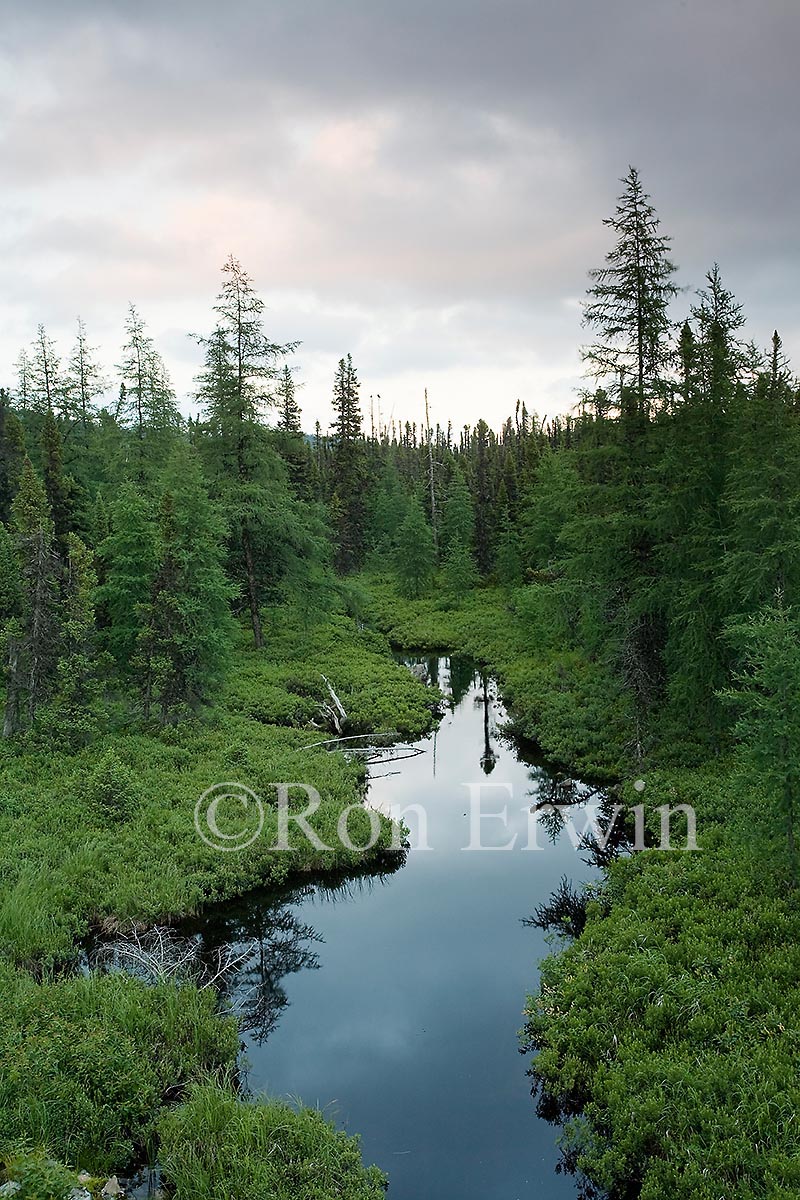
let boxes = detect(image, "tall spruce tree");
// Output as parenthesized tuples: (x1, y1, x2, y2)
(41, 407, 73, 548)
(275, 364, 302, 434)
(117, 305, 181, 473)
(582, 167, 679, 412)
(395, 498, 436, 598)
(3, 460, 60, 735)
(97, 482, 158, 669)
(138, 449, 235, 723)
(330, 354, 366, 572)
(197, 258, 296, 647)
(29, 325, 65, 417)
(66, 318, 106, 434)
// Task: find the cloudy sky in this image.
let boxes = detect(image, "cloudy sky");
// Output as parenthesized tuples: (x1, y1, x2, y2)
(1, 0, 798, 432)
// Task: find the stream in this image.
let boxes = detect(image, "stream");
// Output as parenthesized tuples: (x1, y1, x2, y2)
(178, 656, 601, 1199)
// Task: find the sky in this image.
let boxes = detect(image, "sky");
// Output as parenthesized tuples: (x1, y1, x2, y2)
(1, 0, 798, 433)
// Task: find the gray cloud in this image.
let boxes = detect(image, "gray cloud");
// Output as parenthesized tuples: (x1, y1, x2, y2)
(0, 0, 798, 428)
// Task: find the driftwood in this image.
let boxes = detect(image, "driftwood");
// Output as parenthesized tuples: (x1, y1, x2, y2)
(92, 925, 250, 990)
(319, 673, 348, 734)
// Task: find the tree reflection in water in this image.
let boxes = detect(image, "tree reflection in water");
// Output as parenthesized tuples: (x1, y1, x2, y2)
(89, 864, 404, 1046)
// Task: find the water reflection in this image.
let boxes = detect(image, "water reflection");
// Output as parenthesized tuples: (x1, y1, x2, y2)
(93, 657, 600, 1199)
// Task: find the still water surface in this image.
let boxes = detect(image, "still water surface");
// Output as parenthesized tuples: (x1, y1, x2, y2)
(191, 657, 598, 1199)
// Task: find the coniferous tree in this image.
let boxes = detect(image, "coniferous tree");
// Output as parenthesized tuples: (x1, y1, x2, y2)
(441, 535, 478, 600)
(197, 259, 296, 647)
(367, 462, 409, 560)
(582, 166, 679, 412)
(275, 364, 302, 434)
(0, 389, 26, 524)
(440, 466, 474, 555)
(29, 324, 65, 416)
(470, 419, 494, 574)
(3, 460, 60, 735)
(0, 522, 21, 622)
(395, 498, 436, 598)
(41, 408, 73, 548)
(495, 511, 524, 587)
(49, 533, 102, 745)
(14, 350, 33, 412)
(97, 482, 158, 669)
(138, 450, 235, 723)
(721, 339, 800, 618)
(117, 305, 181, 473)
(330, 354, 366, 572)
(66, 318, 106, 434)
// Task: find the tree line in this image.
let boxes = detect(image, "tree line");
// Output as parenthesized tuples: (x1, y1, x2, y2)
(2, 174, 799, 875)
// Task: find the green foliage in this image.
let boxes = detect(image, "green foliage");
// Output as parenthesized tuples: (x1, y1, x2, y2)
(0, 964, 237, 1174)
(524, 767, 800, 1200)
(439, 466, 474, 554)
(330, 354, 366, 572)
(722, 598, 800, 881)
(160, 1080, 387, 1200)
(440, 535, 478, 602)
(582, 165, 679, 405)
(494, 513, 523, 586)
(96, 483, 158, 669)
(4, 461, 60, 733)
(44, 534, 104, 747)
(0, 523, 21, 622)
(1, 1148, 75, 1199)
(85, 749, 140, 820)
(0, 390, 26, 525)
(394, 498, 436, 599)
(138, 449, 236, 723)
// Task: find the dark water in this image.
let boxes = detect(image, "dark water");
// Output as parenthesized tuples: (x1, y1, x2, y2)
(187, 657, 600, 1199)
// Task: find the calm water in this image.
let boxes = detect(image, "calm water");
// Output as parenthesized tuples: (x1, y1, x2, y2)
(188, 657, 599, 1199)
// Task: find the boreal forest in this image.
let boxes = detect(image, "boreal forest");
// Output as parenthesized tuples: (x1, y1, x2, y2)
(1, 167, 799, 1200)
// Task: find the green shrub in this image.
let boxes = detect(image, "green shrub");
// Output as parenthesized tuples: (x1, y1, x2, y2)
(160, 1080, 387, 1200)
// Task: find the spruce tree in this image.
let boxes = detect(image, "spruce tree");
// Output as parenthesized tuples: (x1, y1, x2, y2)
(441, 535, 478, 601)
(50, 533, 102, 745)
(395, 498, 436, 598)
(97, 482, 158, 669)
(29, 325, 65, 416)
(138, 450, 235, 723)
(583, 166, 679, 412)
(495, 512, 524, 587)
(197, 259, 296, 647)
(3, 460, 60, 734)
(330, 354, 366, 572)
(440, 466, 474, 554)
(721, 345, 800, 618)
(66, 317, 106, 434)
(275, 364, 302, 434)
(41, 407, 73, 547)
(0, 389, 26, 525)
(117, 305, 181, 473)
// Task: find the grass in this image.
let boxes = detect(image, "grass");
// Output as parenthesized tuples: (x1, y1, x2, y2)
(362, 574, 630, 777)
(0, 603, 434, 1187)
(360, 575, 800, 1199)
(160, 1080, 387, 1200)
(0, 963, 237, 1174)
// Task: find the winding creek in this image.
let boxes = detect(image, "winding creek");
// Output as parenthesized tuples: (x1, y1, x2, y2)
(179, 656, 601, 1199)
